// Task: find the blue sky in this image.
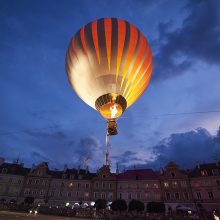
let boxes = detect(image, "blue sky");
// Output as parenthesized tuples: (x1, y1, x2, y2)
(0, 0, 220, 171)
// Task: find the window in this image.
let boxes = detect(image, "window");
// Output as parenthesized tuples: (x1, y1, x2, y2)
(154, 183, 159, 188)
(85, 183, 89, 188)
(70, 174, 75, 179)
(212, 169, 219, 176)
(35, 179, 39, 185)
(101, 193, 106, 199)
(128, 193, 132, 199)
(183, 192, 189, 200)
(9, 178, 13, 183)
(196, 192, 202, 200)
(135, 175, 139, 180)
(172, 181, 178, 188)
(59, 191, 63, 197)
(77, 183, 80, 188)
(95, 182, 99, 188)
(62, 174, 67, 179)
(136, 193, 141, 199)
(166, 192, 170, 200)
(68, 192, 71, 197)
(208, 191, 214, 199)
(216, 180, 220, 186)
(119, 184, 122, 189)
(119, 193, 122, 199)
(102, 174, 106, 178)
(76, 191, 79, 197)
(171, 172, 176, 177)
(2, 168, 7, 173)
(175, 192, 180, 200)
(164, 182, 169, 188)
(102, 182, 105, 188)
(40, 190, 44, 195)
(109, 183, 112, 189)
(18, 179, 21, 184)
(94, 192, 97, 199)
(50, 191, 54, 197)
(181, 181, 187, 187)
(201, 170, 208, 176)
(145, 192, 150, 199)
(61, 182, 64, 187)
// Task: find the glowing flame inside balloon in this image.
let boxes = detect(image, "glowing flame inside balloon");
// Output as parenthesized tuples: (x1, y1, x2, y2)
(110, 104, 118, 119)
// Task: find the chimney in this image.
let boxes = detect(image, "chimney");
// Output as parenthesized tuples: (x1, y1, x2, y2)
(64, 164, 68, 172)
(216, 161, 219, 167)
(160, 167, 164, 174)
(196, 161, 200, 169)
(77, 165, 80, 174)
(0, 157, 5, 166)
(86, 165, 89, 174)
(116, 162, 119, 175)
(31, 163, 36, 171)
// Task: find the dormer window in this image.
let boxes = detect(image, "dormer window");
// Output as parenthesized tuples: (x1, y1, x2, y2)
(62, 174, 67, 179)
(201, 170, 208, 176)
(171, 172, 175, 177)
(103, 174, 106, 179)
(78, 175, 82, 180)
(212, 169, 219, 176)
(70, 174, 75, 179)
(2, 168, 7, 173)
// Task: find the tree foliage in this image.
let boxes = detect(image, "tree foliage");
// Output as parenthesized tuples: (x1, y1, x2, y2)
(94, 199, 107, 210)
(111, 199, 127, 211)
(128, 199, 145, 212)
(24, 196, 35, 205)
(147, 202, 165, 213)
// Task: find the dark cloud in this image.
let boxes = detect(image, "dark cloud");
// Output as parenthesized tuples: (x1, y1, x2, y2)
(112, 150, 141, 166)
(153, 0, 220, 81)
(148, 126, 220, 168)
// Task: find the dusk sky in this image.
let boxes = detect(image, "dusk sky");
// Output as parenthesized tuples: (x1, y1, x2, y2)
(1, 0, 220, 172)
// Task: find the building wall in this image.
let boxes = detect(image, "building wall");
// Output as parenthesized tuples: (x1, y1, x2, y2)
(117, 180, 161, 206)
(0, 161, 220, 211)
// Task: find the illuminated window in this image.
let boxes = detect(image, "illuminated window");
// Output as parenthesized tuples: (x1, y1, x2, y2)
(201, 170, 208, 176)
(172, 181, 178, 188)
(164, 182, 169, 188)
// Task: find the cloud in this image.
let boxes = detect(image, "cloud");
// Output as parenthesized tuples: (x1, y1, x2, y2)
(148, 126, 220, 168)
(112, 150, 143, 166)
(153, 0, 220, 81)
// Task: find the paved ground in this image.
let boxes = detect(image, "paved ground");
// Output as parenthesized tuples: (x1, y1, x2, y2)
(0, 211, 89, 220)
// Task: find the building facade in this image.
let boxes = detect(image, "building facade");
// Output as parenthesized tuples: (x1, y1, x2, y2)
(189, 162, 220, 210)
(0, 158, 220, 211)
(160, 162, 194, 210)
(117, 169, 161, 206)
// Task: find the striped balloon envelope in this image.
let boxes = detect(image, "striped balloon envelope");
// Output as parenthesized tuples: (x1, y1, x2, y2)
(66, 18, 153, 131)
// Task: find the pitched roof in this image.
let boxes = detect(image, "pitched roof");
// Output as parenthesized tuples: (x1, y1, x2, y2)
(117, 169, 159, 181)
(0, 163, 30, 175)
(189, 162, 220, 178)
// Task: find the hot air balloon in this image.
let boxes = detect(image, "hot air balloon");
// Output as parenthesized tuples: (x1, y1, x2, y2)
(66, 18, 153, 135)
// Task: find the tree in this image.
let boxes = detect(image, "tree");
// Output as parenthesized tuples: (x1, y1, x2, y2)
(94, 199, 107, 210)
(147, 202, 165, 213)
(111, 199, 127, 211)
(128, 200, 145, 212)
(24, 196, 35, 205)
